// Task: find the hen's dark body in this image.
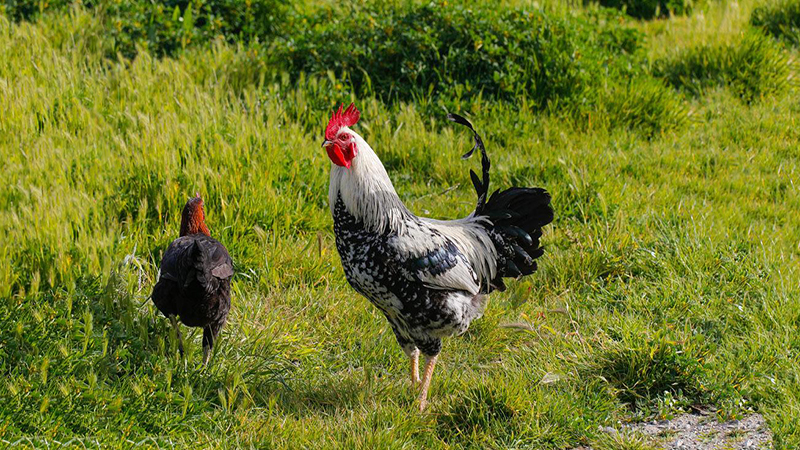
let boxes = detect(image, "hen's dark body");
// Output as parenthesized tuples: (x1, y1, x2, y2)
(152, 234, 233, 352)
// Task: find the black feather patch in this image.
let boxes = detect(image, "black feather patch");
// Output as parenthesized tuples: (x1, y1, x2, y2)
(151, 234, 233, 330)
(503, 225, 534, 247)
(512, 243, 533, 266)
(505, 260, 522, 278)
(447, 113, 479, 159)
(479, 186, 553, 290)
(470, 169, 482, 197)
(408, 241, 460, 277)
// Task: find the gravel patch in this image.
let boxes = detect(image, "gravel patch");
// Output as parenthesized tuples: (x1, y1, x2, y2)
(571, 414, 772, 450)
(625, 413, 772, 449)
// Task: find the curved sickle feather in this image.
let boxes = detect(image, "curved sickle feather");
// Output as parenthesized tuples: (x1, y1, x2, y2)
(447, 113, 491, 214)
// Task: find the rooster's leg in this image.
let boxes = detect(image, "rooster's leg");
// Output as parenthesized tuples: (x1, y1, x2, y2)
(169, 314, 184, 357)
(404, 347, 421, 387)
(417, 354, 438, 411)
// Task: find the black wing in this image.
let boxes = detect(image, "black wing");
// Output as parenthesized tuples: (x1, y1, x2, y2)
(192, 235, 234, 294)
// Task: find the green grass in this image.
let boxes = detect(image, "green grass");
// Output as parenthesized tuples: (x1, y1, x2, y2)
(1, 1, 800, 448)
(653, 30, 793, 102)
(752, 0, 800, 46)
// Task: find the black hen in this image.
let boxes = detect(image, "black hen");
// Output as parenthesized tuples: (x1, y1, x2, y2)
(151, 195, 233, 364)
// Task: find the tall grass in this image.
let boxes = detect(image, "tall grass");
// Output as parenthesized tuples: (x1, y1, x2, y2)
(752, 0, 800, 46)
(2, 0, 690, 134)
(653, 31, 793, 102)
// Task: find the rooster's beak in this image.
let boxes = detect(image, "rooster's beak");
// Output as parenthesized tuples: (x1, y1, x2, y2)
(321, 139, 332, 148)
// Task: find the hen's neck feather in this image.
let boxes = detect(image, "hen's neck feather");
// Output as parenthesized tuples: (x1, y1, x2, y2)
(328, 129, 413, 234)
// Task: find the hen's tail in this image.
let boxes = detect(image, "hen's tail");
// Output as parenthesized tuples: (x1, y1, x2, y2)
(448, 113, 554, 293)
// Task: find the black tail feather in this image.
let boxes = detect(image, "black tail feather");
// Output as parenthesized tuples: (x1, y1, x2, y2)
(483, 187, 553, 291)
(449, 113, 554, 293)
(448, 113, 490, 214)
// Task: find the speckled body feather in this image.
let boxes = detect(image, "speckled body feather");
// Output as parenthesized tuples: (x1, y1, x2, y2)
(333, 196, 484, 355)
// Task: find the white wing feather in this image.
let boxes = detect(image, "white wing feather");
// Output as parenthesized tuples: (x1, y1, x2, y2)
(423, 216, 499, 290)
(388, 219, 486, 296)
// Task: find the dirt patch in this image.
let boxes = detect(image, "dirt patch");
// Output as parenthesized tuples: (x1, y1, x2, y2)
(625, 413, 772, 449)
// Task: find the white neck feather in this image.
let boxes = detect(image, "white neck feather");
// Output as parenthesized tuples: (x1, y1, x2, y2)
(328, 128, 411, 234)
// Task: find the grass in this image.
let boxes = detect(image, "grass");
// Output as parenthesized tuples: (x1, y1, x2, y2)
(752, 0, 800, 46)
(653, 30, 793, 102)
(592, 0, 692, 19)
(1, 0, 800, 448)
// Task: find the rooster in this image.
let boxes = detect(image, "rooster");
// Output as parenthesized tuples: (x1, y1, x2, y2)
(151, 194, 233, 365)
(323, 104, 553, 410)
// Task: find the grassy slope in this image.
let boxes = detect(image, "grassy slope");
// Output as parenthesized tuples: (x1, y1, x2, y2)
(1, 1, 799, 448)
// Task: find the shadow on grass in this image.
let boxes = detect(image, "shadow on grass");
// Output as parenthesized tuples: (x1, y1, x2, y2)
(274, 376, 371, 415)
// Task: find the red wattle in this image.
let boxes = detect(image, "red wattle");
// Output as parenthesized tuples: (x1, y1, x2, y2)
(345, 142, 358, 161)
(327, 143, 350, 168)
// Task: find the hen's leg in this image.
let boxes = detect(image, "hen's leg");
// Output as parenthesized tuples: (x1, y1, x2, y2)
(417, 354, 439, 411)
(202, 327, 213, 365)
(202, 320, 224, 365)
(403, 347, 421, 387)
(169, 314, 184, 357)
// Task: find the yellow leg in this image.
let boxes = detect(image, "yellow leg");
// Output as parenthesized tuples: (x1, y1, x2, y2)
(409, 348, 421, 386)
(417, 354, 438, 412)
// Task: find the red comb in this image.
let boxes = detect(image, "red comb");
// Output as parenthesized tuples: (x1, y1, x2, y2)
(325, 103, 360, 141)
